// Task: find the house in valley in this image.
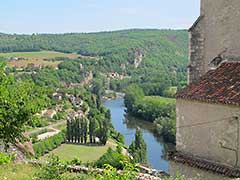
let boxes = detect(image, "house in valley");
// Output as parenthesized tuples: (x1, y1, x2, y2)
(170, 0, 240, 179)
(42, 109, 57, 118)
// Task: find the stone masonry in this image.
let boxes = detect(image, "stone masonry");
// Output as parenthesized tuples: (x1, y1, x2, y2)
(188, 0, 240, 83)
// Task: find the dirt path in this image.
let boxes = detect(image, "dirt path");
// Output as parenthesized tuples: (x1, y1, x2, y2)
(37, 127, 61, 140)
(27, 120, 66, 134)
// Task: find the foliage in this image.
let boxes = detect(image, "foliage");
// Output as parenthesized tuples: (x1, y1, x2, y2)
(94, 161, 139, 180)
(128, 129, 147, 163)
(0, 29, 188, 90)
(124, 84, 176, 143)
(154, 115, 176, 143)
(137, 96, 176, 122)
(67, 118, 87, 144)
(35, 155, 67, 180)
(96, 118, 109, 145)
(124, 85, 175, 122)
(33, 131, 65, 157)
(124, 84, 144, 113)
(0, 62, 47, 145)
(0, 152, 13, 165)
(66, 116, 109, 145)
(95, 147, 130, 170)
(110, 130, 125, 144)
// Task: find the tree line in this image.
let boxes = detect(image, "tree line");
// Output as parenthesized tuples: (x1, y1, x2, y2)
(124, 84, 176, 144)
(66, 117, 109, 145)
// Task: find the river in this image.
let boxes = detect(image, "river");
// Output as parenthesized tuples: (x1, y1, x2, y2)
(104, 97, 172, 172)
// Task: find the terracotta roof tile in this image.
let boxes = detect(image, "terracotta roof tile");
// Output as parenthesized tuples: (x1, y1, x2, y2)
(168, 151, 240, 178)
(176, 62, 240, 106)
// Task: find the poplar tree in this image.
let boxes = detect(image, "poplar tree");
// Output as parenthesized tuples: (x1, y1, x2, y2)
(83, 118, 88, 144)
(71, 120, 74, 142)
(80, 119, 84, 143)
(76, 118, 80, 143)
(89, 118, 96, 143)
(66, 119, 71, 142)
(129, 129, 147, 163)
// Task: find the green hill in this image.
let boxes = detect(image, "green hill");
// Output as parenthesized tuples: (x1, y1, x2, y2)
(0, 29, 188, 89)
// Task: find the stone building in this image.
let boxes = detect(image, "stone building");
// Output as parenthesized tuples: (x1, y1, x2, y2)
(188, 0, 240, 83)
(171, 0, 240, 179)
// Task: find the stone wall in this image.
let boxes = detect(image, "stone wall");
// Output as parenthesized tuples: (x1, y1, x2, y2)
(176, 99, 240, 168)
(188, 16, 205, 83)
(189, 0, 240, 83)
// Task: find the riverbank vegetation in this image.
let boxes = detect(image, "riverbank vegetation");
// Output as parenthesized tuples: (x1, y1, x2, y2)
(124, 85, 176, 143)
(129, 129, 147, 163)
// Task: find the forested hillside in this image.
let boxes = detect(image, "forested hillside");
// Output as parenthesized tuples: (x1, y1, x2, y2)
(0, 29, 188, 89)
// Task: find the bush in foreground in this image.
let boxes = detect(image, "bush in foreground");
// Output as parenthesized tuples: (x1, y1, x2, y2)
(0, 152, 13, 165)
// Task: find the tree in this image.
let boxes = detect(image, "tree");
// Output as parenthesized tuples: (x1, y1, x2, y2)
(97, 119, 109, 145)
(128, 129, 147, 163)
(89, 118, 96, 143)
(35, 155, 67, 180)
(83, 118, 88, 144)
(76, 118, 80, 143)
(80, 119, 84, 143)
(0, 63, 45, 146)
(124, 85, 144, 113)
(66, 119, 71, 142)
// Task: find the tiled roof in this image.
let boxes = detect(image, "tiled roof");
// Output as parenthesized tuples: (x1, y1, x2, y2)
(176, 62, 240, 106)
(168, 151, 240, 178)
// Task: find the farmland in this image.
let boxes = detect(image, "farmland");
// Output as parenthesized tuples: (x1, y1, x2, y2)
(0, 51, 96, 68)
(0, 51, 79, 59)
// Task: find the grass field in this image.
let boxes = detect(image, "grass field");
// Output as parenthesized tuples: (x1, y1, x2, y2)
(0, 51, 81, 68)
(0, 163, 94, 180)
(43, 140, 116, 162)
(143, 96, 176, 105)
(0, 51, 79, 59)
(0, 163, 37, 180)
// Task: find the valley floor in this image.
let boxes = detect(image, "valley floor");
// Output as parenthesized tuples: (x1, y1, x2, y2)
(42, 139, 117, 162)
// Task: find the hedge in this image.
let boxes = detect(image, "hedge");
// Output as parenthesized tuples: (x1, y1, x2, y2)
(33, 130, 65, 157)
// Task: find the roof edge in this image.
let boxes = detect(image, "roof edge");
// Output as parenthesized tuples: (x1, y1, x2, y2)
(168, 151, 240, 178)
(188, 15, 204, 32)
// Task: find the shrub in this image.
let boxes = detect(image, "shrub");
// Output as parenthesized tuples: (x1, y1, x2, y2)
(95, 161, 139, 180)
(0, 152, 13, 165)
(95, 147, 129, 169)
(33, 131, 65, 157)
(35, 155, 67, 180)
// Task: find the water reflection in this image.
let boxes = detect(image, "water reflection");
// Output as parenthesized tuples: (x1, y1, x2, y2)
(125, 114, 175, 161)
(104, 98, 174, 171)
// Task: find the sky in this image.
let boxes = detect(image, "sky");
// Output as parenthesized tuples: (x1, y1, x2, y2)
(0, 0, 200, 34)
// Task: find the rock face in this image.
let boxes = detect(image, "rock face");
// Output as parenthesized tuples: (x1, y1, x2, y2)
(133, 49, 144, 68)
(0, 135, 34, 162)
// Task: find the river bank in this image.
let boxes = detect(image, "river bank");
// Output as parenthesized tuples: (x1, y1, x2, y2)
(103, 90, 125, 100)
(104, 97, 172, 171)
